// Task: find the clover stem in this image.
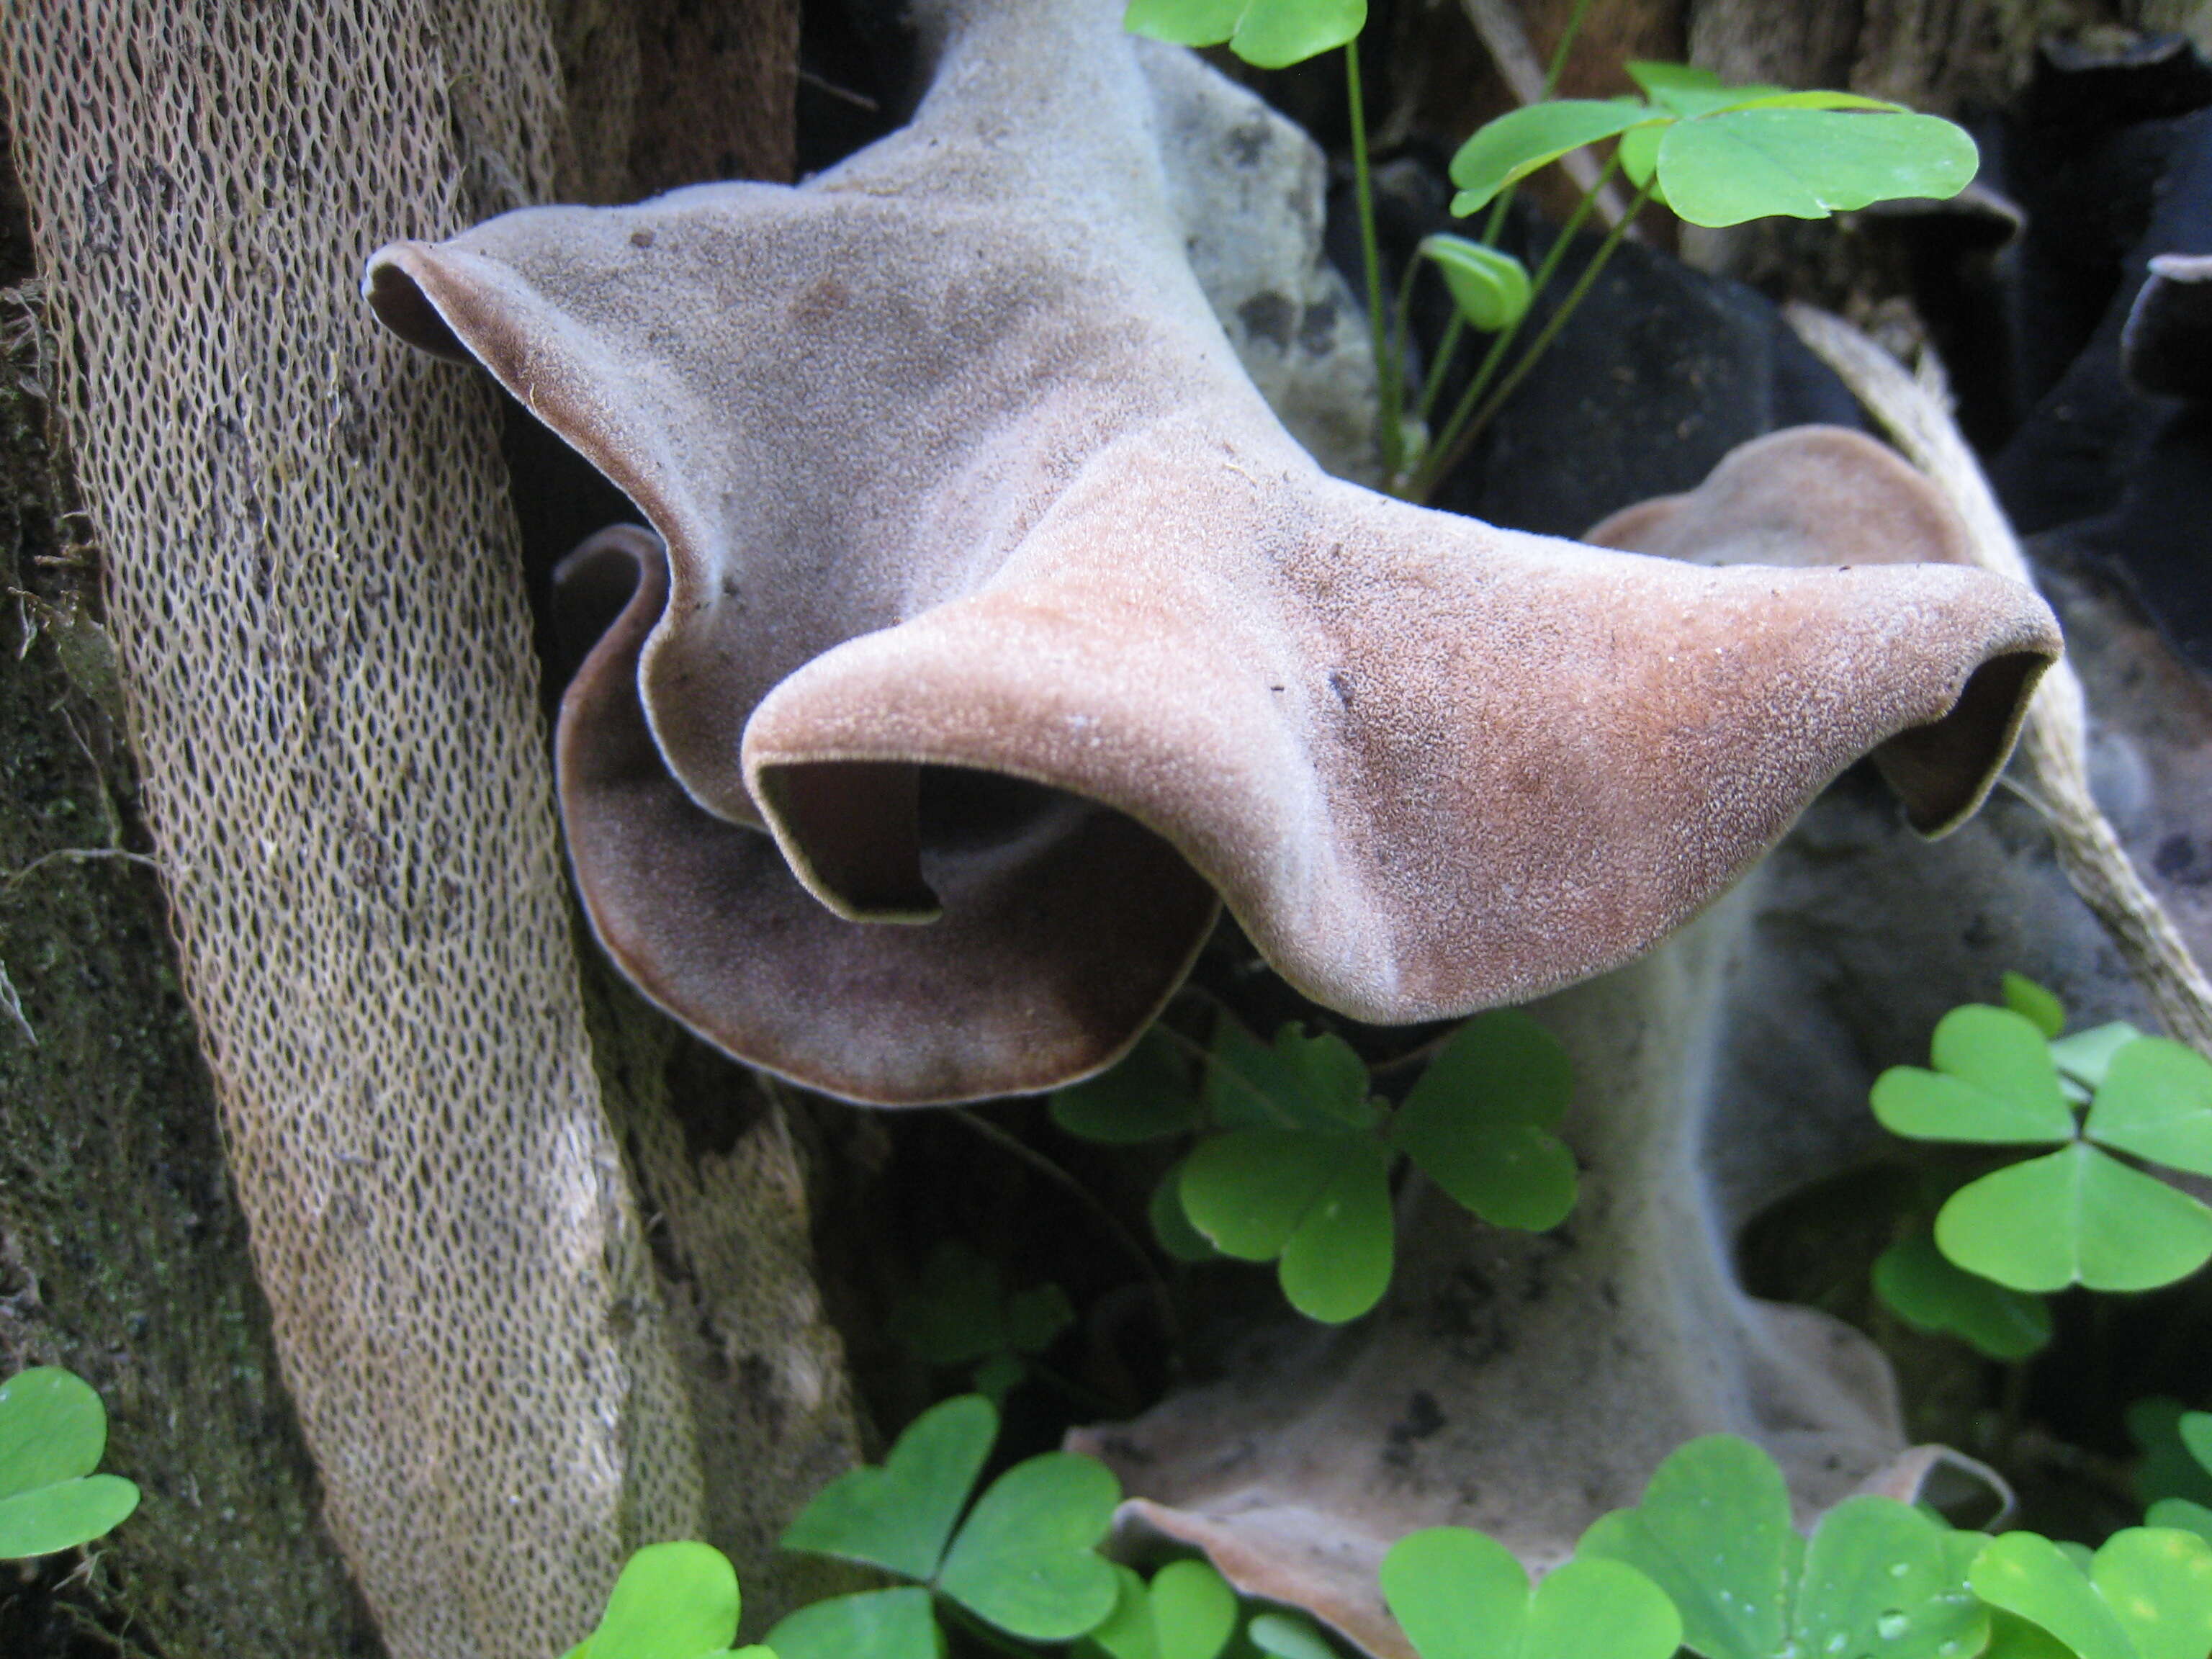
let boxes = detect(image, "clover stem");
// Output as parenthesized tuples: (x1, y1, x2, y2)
(1385, 253, 1426, 488)
(1413, 310, 1465, 425)
(1406, 170, 1654, 506)
(1150, 1003, 1304, 1133)
(1410, 156, 1622, 500)
(1345, 38, 1400, 483)
(948, 1107, 1179, 1350)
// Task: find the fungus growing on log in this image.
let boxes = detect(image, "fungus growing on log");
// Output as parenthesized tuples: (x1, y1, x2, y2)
(364, 0, 2059, 1107)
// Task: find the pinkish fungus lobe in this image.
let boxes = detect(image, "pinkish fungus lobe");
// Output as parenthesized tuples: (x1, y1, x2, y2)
(365, 0, 2059, 1105)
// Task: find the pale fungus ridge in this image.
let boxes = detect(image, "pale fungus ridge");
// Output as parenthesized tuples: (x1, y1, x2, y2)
(365, 0, 2060, 1107)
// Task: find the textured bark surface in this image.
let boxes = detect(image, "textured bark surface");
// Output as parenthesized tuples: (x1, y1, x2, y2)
(1, 1, 855, 1654)
(559, 0, 801, 202)
(0, 95, 384, 1659)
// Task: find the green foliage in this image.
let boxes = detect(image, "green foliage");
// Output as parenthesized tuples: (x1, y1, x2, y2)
(1874, 1230, 2053, 1362)
(0, 1365, 140, 1560)
(764, 1590, 938, 1659)
(1055, 1030, 1202, 1145)
(1971, 1528, 2212, 1659)
(2136, 1405, 2212, 1546)
(889, 1241, 1074, 1403)
(1416, 236, 1532, 332)
(566, 1420, 2212, 1659)
(1121, 0, 1365, 68)
(773, 1395, 1121, 1655)
(1244, 1611, 1339, 1658)
(1871, 986, 2212, 1292)
(1080, 1560, 1241, 1659)
(1578, 1436, 1988, 1659)
(560, 1542, 774, 1659)
(1380, 1527, 1680, 1659)
(1053, 1011, 1576, 1324)
(1388, 1013, 1576, 1233)
(1448, 63, 1976, 228)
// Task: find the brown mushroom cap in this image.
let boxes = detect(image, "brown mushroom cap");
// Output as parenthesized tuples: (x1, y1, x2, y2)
(1583, 426, 2053, 834)
(364, 3, 2061, 1105)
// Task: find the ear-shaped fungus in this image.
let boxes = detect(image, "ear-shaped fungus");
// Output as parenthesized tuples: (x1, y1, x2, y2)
(1071, 427, 2037, 1659)
(364, 0, 2059, 1105)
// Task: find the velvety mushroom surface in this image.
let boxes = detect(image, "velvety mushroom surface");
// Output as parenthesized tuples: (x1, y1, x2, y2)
(365, 0, 2061, 1105)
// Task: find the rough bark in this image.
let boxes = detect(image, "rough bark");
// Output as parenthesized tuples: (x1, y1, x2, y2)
(0, 92, 384, 1659)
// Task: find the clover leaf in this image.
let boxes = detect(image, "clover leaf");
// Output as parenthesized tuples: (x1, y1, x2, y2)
(0, 1366, 140, 1560)
(1418, 235, 1533, 332)
(1936, 1143, 2212, 1293)
(2085, 1038, 2212, 1177)
(1381, 1526, 1680, 1659)
(1073, 1012, 1575, 1324)
(1447, 65, 1975, 228)
(1655, 104, 1976, 226)
(763, 1588, 936, 1659)
(2146, 1501, 2212, 1548)
(1874, 1004, 2212, 1292)
(1081, 1560, 1242, 1659)
(889, 1242, 1074, 1403)
(1577, 1434, 1987, 1659)
(2140, 1410, 2212, 1543)
(1051, 1029, 1202, 1145)
(2051, 1024, 2148, 1095)
(1874, 1231, 2053, 1361)
(781, 1394, 994, 1581)
(1971, 1528, 2212, 1659)
(1872, 1006, 2075, 1145)
(1175, 1020, 1394, 1321)
(1389, 1010, 1576, 1232)
(1449, 99, 1654, 215)
(2003, 973, 2068, 1041)
(2129, 1401, 2212, 1511)
(1245, 1611, 1340, 1658)
(938, 1452, 1121, 1640)
(1204, 1021, 1376, 1134)
(775, 1395, 1121, 1655)
(1624, 61, 1779, 117)
(1151, 1154, 1223, 1262)
(1122, 0, 1365, 68)
(562, 1542, 775, 1659)
(1180, 1130, 1394, 1322)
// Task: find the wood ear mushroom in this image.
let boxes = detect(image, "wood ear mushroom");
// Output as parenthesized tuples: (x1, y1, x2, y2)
(365, 0, 2059, 1107)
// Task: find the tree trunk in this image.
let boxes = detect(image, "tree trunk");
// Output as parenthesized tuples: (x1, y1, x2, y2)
(0, 92, 385, 1658)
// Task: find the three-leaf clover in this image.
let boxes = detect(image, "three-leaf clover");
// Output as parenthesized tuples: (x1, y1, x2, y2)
(889, 1241, 1074, 1403)
(1449, 61, 1977, 228)
(1972, 1527, 2212, 1659)
(1122, 0, 1365, 69)
(770, 1395, 1121, 1658)
(1576, 1435, 1988, 1659)
(1177, 1017, 1394, 1323)
(0, 1366, 140, 1560)
(1872, 1001, 2212, 1292)
(1056, 1012, 1577, 1324)
(560, 1542, 775, 1659)
(1381, 1525, 1681, 1659)
(1177, 1012, 1577, 1321)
